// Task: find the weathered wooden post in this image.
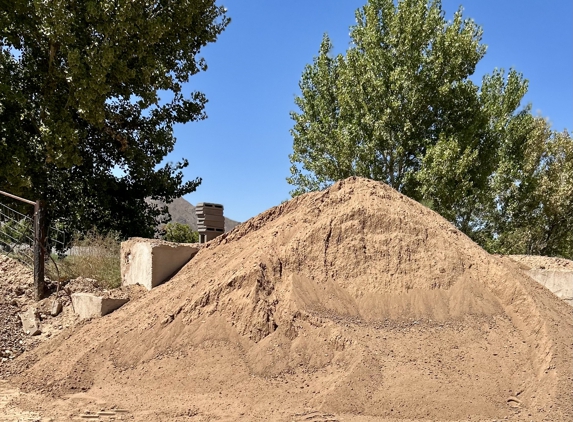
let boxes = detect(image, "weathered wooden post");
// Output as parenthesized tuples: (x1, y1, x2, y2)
(33, 199, 47, 300)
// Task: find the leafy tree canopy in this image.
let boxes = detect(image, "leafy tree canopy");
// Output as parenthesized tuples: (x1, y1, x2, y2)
(477, 120, 573, 258)
(288, 0, 573, 258)
(0, 0, 229, 239)
(163, 221, 198, 243)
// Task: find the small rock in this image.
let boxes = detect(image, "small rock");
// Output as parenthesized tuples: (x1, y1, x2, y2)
(507, 396, 521, 408)
(19, 307, 41, 336)
(51, 300, 63, 317)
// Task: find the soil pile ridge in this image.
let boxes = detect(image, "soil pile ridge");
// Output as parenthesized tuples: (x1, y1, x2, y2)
(7, 177, 573, 421)
(507, 254, 573, 271)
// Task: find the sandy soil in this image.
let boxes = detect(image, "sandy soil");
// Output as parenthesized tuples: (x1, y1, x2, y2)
(2, 177, 572, 421)
(506, 255, 573, 271)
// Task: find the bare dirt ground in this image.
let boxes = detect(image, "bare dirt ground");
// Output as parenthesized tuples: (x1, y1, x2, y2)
(0, 255, 81, 374)
(0, 255, 145, 420)
(0, 255, 141, 378)
(2, 177, 572, 421)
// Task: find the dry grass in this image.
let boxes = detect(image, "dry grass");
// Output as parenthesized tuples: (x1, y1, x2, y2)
(48, 230, 121, 289)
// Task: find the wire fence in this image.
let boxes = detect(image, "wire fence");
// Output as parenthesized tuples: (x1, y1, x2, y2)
(0, 201, 35, 267)
(0, 197, 66, 275)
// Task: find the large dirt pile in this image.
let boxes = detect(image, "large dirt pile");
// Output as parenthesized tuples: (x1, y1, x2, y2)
(7, 178, 573, 421)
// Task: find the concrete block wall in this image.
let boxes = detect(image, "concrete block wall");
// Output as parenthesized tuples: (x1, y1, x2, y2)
(526, 269, 573, 307)
(121, 237, 199, 290)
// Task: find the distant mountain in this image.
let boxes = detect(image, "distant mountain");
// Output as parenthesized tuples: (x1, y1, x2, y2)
(148, 197, 240, 232)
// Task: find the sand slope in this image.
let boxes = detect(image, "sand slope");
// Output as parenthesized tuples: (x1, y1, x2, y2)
(507, 254, 573, 271)
(7, 177, 573, 421)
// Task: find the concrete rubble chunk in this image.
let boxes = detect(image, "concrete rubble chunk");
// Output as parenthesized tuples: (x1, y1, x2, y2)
(71, 293, 129, 319)
(121, 237, 199, 290)
(19, 307, 41, 336)
(50, 299, 63, 316)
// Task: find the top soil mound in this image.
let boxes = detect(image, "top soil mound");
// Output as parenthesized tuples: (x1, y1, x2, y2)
(7, 177, 573, 421)
(507, 254, 573, 271)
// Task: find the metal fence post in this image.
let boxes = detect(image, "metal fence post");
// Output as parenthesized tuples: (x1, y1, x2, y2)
(33, 199, 47, 300)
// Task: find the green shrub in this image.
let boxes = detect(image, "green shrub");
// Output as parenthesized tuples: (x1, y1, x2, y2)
(163, 222, 198, 243)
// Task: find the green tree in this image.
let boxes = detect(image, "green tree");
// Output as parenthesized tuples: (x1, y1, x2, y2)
(416, 68, 532, 233)
(289, 0, 493, 196)
(0, 218, 32, 246)
(534, 129, 573, 257)
(0, 0, 230, 239)
(163, 222, 198, 243)
(288, 0, 539, 248)
(478, 119, 573, 258)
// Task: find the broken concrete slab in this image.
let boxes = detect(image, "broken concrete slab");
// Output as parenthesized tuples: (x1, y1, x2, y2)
(121, 237, 199, 290)
(50, 300, 63, 317)
(71, 293, 129, 319)
(19, 308, 41, 336)
(526, 269, 573, 306)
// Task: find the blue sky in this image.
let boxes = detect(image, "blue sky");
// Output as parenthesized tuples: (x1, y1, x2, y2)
(167, 0, 572, 223)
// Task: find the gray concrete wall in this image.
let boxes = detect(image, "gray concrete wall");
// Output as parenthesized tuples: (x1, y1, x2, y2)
(151, 244, 197, 287)
(121, 238, 199, 290)
(527, 269, 573, 307)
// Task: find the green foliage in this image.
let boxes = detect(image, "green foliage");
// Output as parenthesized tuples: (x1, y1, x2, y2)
(289, 0, 493, 198)
(0, 0, 230, 240)
(476, 120, 573, 258)
(50, 229, 121, 289)
(163, 222, 198, 243)
(0, 218, 32, 245)
(288, 0, 573, 259)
